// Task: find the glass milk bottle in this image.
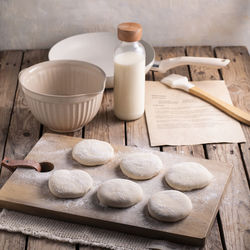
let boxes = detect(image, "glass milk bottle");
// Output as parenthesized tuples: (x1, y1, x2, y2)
(114, 22, 146, 121)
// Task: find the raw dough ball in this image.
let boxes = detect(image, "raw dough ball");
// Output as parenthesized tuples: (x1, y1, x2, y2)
(165, 162, 213, 191)
(72, 139, 114, 166)
(148, 190, 192, 222)
(97, 178, 143, 208)
(49, 169, 93, 198)
(120, 153, 163, 180)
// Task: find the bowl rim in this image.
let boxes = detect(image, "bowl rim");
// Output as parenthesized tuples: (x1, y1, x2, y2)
(19, 60, 106, 98)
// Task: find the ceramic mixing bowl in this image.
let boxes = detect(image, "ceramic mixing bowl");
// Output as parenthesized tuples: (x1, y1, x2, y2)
(19, 60, 105, 132)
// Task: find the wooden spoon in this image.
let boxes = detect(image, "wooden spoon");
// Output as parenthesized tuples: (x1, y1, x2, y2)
(1, 157, 54, 172)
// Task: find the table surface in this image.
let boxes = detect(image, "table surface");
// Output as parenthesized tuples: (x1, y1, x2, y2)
(0, 46, 249, 250)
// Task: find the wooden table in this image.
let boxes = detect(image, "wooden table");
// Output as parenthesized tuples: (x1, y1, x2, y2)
(0, 46, 249, 250)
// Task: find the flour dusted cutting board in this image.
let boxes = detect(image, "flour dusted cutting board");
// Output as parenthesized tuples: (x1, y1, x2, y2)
(0, 133, 232, 246)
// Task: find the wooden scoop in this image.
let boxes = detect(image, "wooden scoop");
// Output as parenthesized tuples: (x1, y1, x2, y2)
(161, 74, 250, 126)
(1, 157, 54, 172)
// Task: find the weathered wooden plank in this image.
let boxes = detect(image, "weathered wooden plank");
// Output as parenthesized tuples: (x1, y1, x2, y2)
(154, 47, 205, 159)
(154, 46, 221, 250)
(125, 71, 165, 249)
(186, 46, 221, 81)
(84, 89, 125, 145)
(28, 50, 82, 250)
(213, 46, 250, 250)
(0, 51, 27, 250)
(12, 58, 120, 250)
(125, 72, 181, 247)
(126, 73, 153, 148)
(0, 45, 247, 249)
(0, 51, 23, 161)
(27, 238, 74, 250)
(0, 50, 49, 250)
(0, 50, 76, 250)
(80, 88, 124, 250)
(125, 48, 199, 249)
(187, 46, 250, 250)
(43, 127, 83, 138)
(0, 231, 26, 250)
(185, 46, 226, 250)
(126, 114, 151, 148)
(205, 143, 250, 250)
(215, 46, 250, 179)
(0, 50, 48, 185)
(153, 47, 205, 158)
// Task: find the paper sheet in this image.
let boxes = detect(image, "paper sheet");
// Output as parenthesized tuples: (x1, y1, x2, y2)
(145, 80, 246, 146)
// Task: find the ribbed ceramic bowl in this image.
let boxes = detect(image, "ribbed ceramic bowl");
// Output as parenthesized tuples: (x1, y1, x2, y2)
(19, 60, 106, 132)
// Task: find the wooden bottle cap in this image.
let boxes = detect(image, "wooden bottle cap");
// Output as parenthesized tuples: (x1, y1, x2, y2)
(118, 22, 142, 42)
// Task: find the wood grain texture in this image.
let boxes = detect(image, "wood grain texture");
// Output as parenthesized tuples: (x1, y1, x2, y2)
(0, 51, 47, 249)
(214, 47, 250, 250)
(0, 50, 49, 186)
(153, 47, 205, 158)
(125, 72, 192, 249)
(0, 230, 26, 250)
(84, 82, 144, 249)
(0, 50, 49, 250)
(154, 47, 222, 250)
(127, 60, 199, 249)
(0, 46, 248, 250)
(187, 46, 220, 81)
(154, 47, 205, 158)
(84, 89, 124, 145)
(43, 127, 82, 138)
(187, 46, 250, 250)
(0, 51, 23, 159)
(0, 50, 23, 226)
(0, 133, 232, 247)
(206, 143, 250, 250)
(27, 237, 75, 250)
(215, 46, 250, 179)
(0, 50, 75, 250)
(147, 47, 220, 249)
(81, 88, 124, 249)
(31, 50, 82, 250)
(186, 46, 225, 250)
(126, 73, 152, 149)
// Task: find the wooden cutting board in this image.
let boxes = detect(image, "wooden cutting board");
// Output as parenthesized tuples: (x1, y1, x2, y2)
(0, 133, 232, 246)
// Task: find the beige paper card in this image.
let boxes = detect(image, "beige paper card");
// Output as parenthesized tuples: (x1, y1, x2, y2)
(145, 80, 246, 146)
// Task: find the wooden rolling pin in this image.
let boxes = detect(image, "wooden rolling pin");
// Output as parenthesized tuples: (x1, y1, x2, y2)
(161, 74, 250, 126)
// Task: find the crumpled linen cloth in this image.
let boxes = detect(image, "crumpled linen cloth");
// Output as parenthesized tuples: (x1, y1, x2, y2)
(0, 209, 182, 250)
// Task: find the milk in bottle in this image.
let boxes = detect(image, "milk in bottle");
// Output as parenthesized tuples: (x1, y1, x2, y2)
(114, 23, 145, 121)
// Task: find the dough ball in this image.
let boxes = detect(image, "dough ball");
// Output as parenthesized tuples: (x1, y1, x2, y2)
(72, 139, 114, 166)
(49, 169, 93, 198)
(120, 153, 163, 180)
(148, 190, 192, 222)
(165, 162, 213, 191)
(97, 179, 143, 208)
